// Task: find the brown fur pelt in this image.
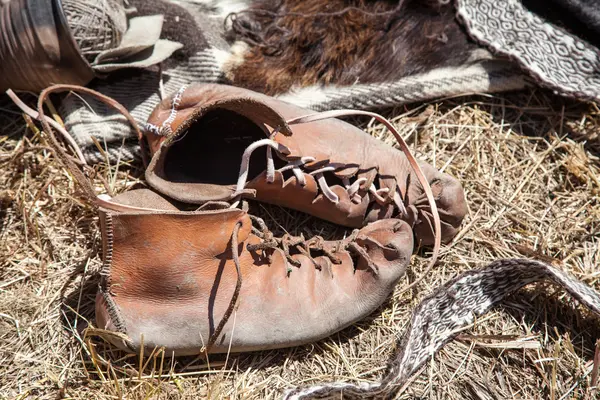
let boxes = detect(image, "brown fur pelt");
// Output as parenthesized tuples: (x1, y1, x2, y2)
(225, 0, 482, 95)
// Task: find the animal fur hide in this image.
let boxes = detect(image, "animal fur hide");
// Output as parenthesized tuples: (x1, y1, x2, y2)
(224, 0, 485, 95)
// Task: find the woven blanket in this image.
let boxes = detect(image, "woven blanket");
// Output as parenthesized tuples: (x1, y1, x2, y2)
(59, 0, 600, 164)
(457, 0, 600, 101)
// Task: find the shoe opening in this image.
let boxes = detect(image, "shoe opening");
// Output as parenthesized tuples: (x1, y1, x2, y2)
(162, 109, 286, 185)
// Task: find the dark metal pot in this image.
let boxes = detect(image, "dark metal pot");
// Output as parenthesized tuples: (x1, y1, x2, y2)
(0, 0, 94, 92)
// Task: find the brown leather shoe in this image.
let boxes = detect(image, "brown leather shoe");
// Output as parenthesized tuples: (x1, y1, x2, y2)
(94, 188, 414, 355)
(144, 84, 467, 247)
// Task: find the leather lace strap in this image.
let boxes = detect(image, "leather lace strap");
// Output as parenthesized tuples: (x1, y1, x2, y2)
(7, 85, 154, 212)
(202, 221, 244, 354)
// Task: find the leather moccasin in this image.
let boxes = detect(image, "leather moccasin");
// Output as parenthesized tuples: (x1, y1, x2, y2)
(144, 84, 467, 246)
(95, 189, 414, 355)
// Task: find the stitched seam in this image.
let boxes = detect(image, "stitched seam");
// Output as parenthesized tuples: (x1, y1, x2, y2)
(145, 122, 162, 136)
(160, 85, 188, 135)
(100, 213, 114, 278)
(99, 213, 127, 334)
(100, 285, 127, 333)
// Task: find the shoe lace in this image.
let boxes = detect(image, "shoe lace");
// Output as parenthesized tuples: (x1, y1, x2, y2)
(232, 138, 401, 211)
(231, 109, 441, 275)
(246, 214, 382, 275)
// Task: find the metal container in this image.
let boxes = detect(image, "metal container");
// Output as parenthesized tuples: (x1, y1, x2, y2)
(0, 0, 95, 92)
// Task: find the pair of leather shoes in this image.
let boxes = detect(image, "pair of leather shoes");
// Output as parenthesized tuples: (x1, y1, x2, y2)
(50, 84, 469, 356)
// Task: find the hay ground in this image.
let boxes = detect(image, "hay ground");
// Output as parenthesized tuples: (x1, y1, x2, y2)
(1, 88, 600, 399)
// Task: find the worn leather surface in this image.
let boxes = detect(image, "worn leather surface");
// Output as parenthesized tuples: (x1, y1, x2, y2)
(145, 84, 467, 245)
(95, 189, 413, 355)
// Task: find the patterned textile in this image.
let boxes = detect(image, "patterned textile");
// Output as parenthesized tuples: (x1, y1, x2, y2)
(457, 0, 600, 101)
